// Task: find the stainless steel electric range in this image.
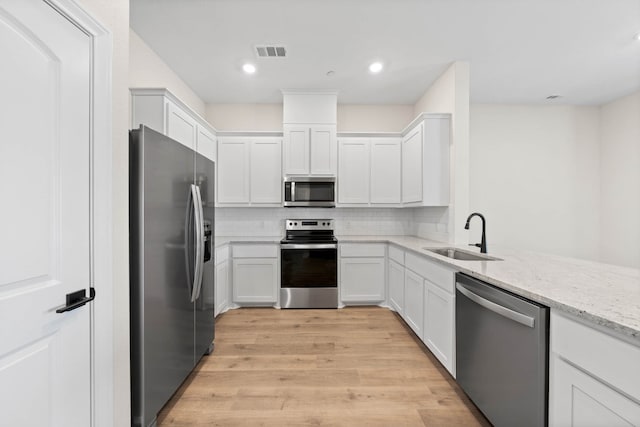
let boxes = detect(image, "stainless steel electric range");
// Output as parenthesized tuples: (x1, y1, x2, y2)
(280, 219, 338, 308)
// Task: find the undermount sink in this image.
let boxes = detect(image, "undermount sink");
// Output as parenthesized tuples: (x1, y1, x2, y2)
(425, 247, 502, 261)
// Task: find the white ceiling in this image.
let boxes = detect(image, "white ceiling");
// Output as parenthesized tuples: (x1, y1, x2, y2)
(130, 0, 640, 105)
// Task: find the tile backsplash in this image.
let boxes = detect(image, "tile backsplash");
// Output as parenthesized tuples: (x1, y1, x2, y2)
(215, 206, 451, 242)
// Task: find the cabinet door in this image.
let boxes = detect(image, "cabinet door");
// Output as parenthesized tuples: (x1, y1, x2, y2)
(283, 125, 309, 175)
(424, 280, 454, 374)
(215, 260, 228, 317)
(404, 269, 424, 339)
(388, 259, 405, 315)
(250, 138, 282, 203)
(196, 125, 216, 162)
(232, 258, 278, 304)
(338, 138, 369, 204)
(550, 355, 640, 426)
(340, 257, 385, 303)
(402, 124, 423, 203)
(166, 101, 197, 150)
(422, 117, 450, 206)
(371, 138, 401, 204)
(310, 125, 337, 175)
(217, 137, 250, 203)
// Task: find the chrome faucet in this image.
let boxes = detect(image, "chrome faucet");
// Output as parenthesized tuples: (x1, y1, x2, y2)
(465, 213, 487, 253)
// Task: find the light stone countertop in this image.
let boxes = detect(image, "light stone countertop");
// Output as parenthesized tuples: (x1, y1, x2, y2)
(214, 236, 282, 248)
(339, 235, 640, 344)
(215, 234, 640, 344)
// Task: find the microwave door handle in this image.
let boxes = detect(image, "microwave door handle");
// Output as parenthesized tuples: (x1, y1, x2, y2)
(291, 181, 296, 202)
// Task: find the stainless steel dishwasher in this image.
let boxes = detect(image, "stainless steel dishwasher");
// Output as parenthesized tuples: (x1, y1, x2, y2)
(456, 273, 549, 427)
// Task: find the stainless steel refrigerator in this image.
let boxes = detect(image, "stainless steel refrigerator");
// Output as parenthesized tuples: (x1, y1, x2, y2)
(129, 126, 215, 427)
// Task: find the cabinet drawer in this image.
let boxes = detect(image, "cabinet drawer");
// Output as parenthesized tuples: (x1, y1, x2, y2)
(215, 245, 229, 264)
(233, 244, 278, 258)
(340, 243, 385, 258)
(388, 245, 404, 264)
(405, 252, 454, 293)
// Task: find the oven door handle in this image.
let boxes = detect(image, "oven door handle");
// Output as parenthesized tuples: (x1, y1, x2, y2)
(281, 243, 337, 250)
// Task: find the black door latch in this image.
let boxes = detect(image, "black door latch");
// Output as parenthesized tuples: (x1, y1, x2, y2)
(56, 288, 96, 313)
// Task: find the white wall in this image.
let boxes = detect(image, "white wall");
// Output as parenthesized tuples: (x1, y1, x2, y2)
(75, 0, 129, 425)
(129, 29, 206, 117)
(337, 105, 414, 132)
(600, 91, 640, 268)
(412, 62, 470, 245)
(216, 208, 413, 237)
(469, 105, 601, 260)
(206, 103, 414, 132)
(206, 104, 283, 131)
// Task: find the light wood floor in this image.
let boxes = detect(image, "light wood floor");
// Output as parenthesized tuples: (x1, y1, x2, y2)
(157, 307, 491, 426)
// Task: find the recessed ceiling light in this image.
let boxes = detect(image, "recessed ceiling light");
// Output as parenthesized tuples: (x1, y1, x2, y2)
(636, 32, 640, 41)
(242, 63, 256, 74)
(369, 62, 383, 74)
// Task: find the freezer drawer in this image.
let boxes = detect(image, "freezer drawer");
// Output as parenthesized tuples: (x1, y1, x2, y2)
(455, 273, 549, 427)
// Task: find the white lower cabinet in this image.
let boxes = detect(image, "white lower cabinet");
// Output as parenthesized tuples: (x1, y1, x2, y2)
(339, 243, 386, 304)
(340, 258, 385, 303)
(549, 311, 640, 426)
(403, 269, 424, 340)
(215, 258, 228, 317)
(232, 244, 278, 305)
(423, 280, 455, 374)
(388, 259, 405, 315)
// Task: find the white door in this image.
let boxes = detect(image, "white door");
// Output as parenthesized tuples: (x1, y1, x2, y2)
(338, 138, 370, 204)
(250, 138, 282, 204)
(217, 137, 250, 204)
(404, 269, 425, 339)
(166, 101, 197, 150)
(0, 2, 92, 426)
(310, 125, 337, 175)
(371, 138, 402, 204)
(388, 259, 405, 315)
(339, 257, 385, 303)
(283, 125, 309, 175)
(402, 124, 423, 203)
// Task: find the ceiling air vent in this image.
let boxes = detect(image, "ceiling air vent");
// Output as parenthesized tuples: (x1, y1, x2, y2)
(255, 45, 287, 58)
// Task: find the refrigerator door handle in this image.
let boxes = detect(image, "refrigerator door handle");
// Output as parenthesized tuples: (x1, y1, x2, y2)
(193, 185, 205, 300)
(190, 184, 203, 303)
(184, 185, 195, 299)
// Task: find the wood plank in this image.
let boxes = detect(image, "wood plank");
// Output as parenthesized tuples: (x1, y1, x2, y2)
(157, 307, 490, 426)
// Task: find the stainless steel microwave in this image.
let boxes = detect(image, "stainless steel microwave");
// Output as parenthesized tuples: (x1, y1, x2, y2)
(283, 176, 336, 207)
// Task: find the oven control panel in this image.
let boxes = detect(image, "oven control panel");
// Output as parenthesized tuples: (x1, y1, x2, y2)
(285, 219, 334, 231)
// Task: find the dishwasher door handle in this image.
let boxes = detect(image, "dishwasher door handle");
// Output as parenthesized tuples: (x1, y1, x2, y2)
(456, 283, 535, 328)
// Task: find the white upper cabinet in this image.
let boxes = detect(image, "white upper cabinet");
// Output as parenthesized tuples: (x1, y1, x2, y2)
(250, 138, 282, 204)
(402, 125, 423, 203)
(217, 136, 282, 206)
(217, 137, 250, 204)
(166, 101, 197, 150)
(338, 137, 401, 207)
(310, 125, 337, 175)
(283, 124, 337, 176)
(338, 138, 370, 204)
(370, 138, 402, 204)
(401, 114, 451, 206)
(283, 125, 309, 175)
(196, 126, 216, 162)
(282, 91, 337, 177)
(130, 88, 217, 159)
